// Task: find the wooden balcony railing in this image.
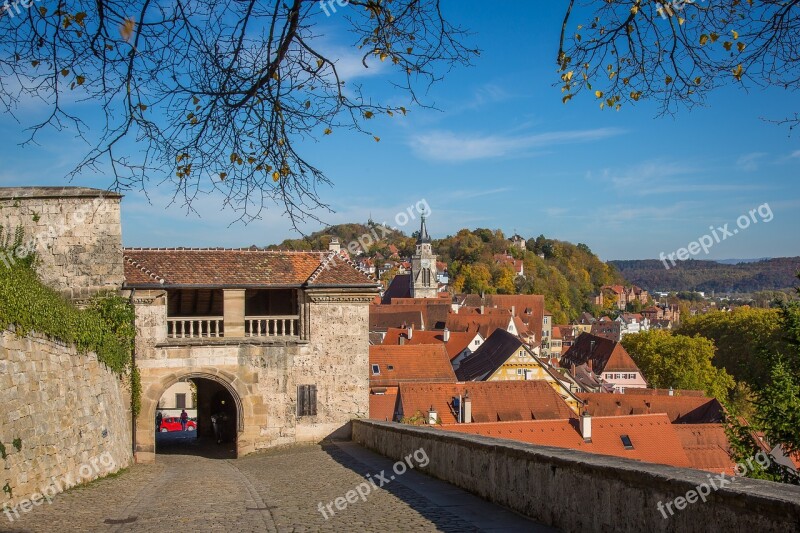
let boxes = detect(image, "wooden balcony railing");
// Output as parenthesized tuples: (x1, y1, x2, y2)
(245, 315, 300, 338)
(167, 317, 224, 339)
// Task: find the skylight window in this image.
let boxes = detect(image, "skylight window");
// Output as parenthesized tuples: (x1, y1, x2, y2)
(620, 435, 634, 450)
(371, 364, 380, 375)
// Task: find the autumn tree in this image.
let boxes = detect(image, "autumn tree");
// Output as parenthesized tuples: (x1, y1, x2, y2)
(558, 0, 800, 130)
(0, 1, 476, 224)
(620, 329, 735, 400)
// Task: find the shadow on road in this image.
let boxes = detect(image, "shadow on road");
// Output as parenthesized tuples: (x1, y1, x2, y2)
(155, 431, 236, 459)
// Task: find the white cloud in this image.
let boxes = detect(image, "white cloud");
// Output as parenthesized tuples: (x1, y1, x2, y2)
(736, 152, 767, 171)
(790, 150, 800, 159)
(408, 128, 623, 162)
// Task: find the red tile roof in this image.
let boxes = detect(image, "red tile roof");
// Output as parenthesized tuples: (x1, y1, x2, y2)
(369, 345, 457, 388)
(398, 381, 575, 424)
(673, 424, 736, 474)
(560, 333, 642, 374)
(381, 299, 452, 329)
(439, 414, 693, 470)
(577, 392, 724, 423)
(369, 389, 399, 421)
(123, 248, 378, 288)
(381, 327, 477, 360)
(446, 313, 512, 339)
(370, 307, 424, 331)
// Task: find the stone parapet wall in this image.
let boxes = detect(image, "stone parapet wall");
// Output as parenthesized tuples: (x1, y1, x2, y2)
(0, 188, 124, 300)
(0, 329, 133, 511)
(352, 419, 800, 533)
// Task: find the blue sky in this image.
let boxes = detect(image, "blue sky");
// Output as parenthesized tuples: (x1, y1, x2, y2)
(1, 1, 798, 260)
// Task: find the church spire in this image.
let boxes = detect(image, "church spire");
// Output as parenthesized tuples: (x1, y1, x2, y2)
(417, 215, 431, 244)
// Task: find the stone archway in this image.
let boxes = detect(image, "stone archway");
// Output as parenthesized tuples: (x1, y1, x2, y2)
(137, 369, 248, 463)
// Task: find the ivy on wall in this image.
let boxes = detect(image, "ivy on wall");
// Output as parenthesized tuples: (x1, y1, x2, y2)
(0, 227, 135, 374)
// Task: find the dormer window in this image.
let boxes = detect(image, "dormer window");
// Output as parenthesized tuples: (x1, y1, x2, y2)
(371, 364, 380, 375)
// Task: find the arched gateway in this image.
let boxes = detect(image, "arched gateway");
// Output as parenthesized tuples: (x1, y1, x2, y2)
(125, 247, 379, 464)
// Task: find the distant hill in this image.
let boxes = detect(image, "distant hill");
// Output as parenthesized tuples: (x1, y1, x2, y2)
(609, 257, 800, 293)
(268, 224, 625, 323)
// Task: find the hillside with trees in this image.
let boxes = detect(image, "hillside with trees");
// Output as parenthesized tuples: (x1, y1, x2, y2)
(269, 225, 625, 324)
(610, 258, 800, 294)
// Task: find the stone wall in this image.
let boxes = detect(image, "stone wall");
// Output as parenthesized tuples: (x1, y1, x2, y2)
(352, 419, 800, 533)
(0, 329, 133, 511)
(132, 289, 373, 463)
(0, 187, 124, 300)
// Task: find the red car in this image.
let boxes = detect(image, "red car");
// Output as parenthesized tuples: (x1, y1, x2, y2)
(159, 417, 196, 432)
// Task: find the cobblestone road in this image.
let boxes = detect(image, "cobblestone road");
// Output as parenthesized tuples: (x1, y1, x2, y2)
(2, 442, 550, 533)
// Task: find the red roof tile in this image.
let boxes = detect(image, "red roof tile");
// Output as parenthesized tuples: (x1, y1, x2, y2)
(381, 327, 477, 360)
(560, 333, 642, 374)
(439, 414, 693, 470)
(673, 424, 736, 474)
(398, 381, 575, 424)
(369, 389, 399, 421)
(577, 392, 724, 423)
(123, 248, 377, 288)
(369, 345, 457, 388)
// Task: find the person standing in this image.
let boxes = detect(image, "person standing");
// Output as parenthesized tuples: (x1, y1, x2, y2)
(179, 409, 188, 431)
(156, 411, 163, 432)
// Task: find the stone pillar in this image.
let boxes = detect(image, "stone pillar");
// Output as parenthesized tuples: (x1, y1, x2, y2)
(223, 289, 245, 337)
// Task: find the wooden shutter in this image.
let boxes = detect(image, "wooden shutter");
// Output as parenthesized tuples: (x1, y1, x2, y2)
(297, 385, 318, 417)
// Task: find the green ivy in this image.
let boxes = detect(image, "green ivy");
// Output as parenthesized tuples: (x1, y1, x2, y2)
(0, 231, 135, 375)
(129, 361, 142, 417)
(0, 442, 5, 460)
(11, 438, 20, 452)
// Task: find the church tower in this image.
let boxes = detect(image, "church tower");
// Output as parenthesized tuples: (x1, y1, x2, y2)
(411, 215, 438, 298)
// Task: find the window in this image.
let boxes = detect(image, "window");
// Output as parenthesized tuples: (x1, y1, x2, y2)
(297, 385, 318, 417)
(544, 317, 549, 324)
(621, 434, 634, 450)
(175, 393, 186, 409)
(387, 365, 394, 371)
(371, 364, 380, 375)
(516, 369, 523, 375)
(474, 340, 480, 345)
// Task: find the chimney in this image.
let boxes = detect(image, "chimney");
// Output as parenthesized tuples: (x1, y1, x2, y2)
(427, 405, 438, 425)
(399, 336, 405, 345)
(580, 411, 592, 442)
(407, 324, 413, 339)
(480, 304, 484, 314)
(511, 305, 515, 316)
(668, 386, 674, 396)
(328, 237, 341, 253)
(463, 391, 472, 423)
(443, 328, 451, 342)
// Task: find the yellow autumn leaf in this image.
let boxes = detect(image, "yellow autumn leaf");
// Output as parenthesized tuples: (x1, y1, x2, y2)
(699, 34, 709, 45)
(272, 172, 280, 182)
(373, 136, 380, 142)
(399, 107, 407, 115)
(323, 128, 332, 135)
(732, 30, 739, 40)
(737, 42, 746, 52)
(665, 76, 673, 84)
(192, 96, 200, 105)
(120, 17, 136, 42)
(562, 94, 573, 104)
(710, 32, 719, 42)
(732, 64, 743, 81)
(595, 90, 603, 98)
(219, 172, 227, 181)
(316, 59, 324, 68)
(723, 42, 732, 51)
(694, 77, 702, 85)
(364, 111, 374, 119)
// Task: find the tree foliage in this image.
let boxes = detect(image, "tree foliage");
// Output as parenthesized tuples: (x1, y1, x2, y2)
(558, 0, 800, 129)
(0, 0, 476, 225)
(678, 307, 789, 388)
(620, 329, 735, 400)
